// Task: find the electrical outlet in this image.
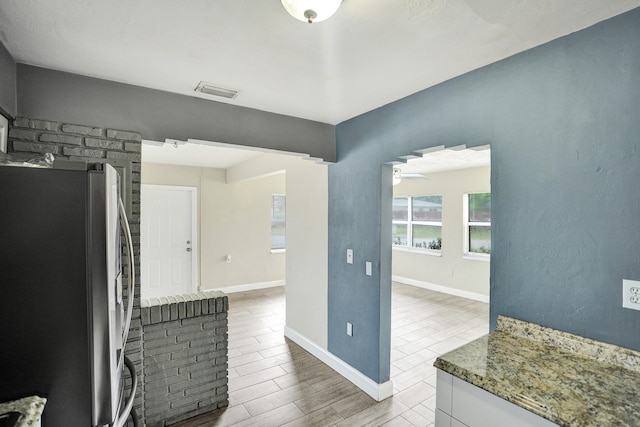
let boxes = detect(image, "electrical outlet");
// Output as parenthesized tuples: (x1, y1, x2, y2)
(622, 280, 640, 311)
(346, 322, 353, 337)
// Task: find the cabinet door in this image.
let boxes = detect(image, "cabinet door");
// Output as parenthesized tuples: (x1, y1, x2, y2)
(436, 370, 454, 414)
(452, 376, 557, 427)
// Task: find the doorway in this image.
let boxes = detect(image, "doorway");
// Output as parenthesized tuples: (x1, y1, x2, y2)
(388, 146, 491, 407)
(390, 145, 491, 299)
(140, 139, 329, 371)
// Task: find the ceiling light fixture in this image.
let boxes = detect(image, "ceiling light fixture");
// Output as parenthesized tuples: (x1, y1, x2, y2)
(281, 0, 342, 23)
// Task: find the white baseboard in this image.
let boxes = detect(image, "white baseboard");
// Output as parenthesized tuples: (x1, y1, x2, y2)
(284, 326, 394, 402)
(392, 275, 490, 303)
(207, 280, 285, 294)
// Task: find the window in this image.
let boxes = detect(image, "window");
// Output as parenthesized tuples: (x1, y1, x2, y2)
(466, 193, 491, 255)
(392, 197, 409, 246)
(393, 195, 442, 251)
(271, 194, 286, 250)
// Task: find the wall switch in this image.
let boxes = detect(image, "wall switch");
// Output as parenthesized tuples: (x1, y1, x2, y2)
(623, 279, 640, 310)
(347, 249, 353, 264)
(347, 322, 353, 336)
(365, 261, 372, 276)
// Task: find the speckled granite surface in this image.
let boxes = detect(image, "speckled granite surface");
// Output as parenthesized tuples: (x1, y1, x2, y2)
(0, 396, 46, 426)
(434, 316, 640, 426)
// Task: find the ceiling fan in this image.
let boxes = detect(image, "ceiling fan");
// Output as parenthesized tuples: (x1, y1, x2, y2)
(393, 168, 429, 185)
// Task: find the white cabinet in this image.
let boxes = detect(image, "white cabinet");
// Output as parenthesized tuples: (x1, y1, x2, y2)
(436, 370, 557, 427)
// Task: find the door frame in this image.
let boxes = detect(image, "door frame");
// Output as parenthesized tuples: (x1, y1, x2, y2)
(141, 184, 199, 296)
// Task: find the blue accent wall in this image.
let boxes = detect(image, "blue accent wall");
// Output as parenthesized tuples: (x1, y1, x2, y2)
(0, 40, 16, 118)
(329, 8, 640, 383)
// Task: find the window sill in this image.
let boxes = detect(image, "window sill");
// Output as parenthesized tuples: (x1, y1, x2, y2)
(271, 249, 286, 254)
(463, 253, 490, 262)
(392, 246, 442, 257)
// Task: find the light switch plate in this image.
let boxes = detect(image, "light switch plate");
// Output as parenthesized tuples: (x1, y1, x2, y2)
(365, 261, 372, 276)
(347, 322, 353, 336)
(623, 279, 640, 310)
(347, 249, 353, 264)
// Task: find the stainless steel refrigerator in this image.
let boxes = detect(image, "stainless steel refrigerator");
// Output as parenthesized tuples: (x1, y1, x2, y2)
(0, 162, 136, 426)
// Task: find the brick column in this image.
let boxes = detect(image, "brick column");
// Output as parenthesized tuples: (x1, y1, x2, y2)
(141, 292, 229, 427)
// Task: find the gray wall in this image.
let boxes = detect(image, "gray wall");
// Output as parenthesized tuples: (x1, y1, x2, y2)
(16, 65, 336, 162)
(0, 41, 16, 118)
(329, 7, 640, 383)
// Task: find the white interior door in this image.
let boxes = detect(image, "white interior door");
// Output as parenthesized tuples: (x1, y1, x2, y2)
(141, 185, 197, 299)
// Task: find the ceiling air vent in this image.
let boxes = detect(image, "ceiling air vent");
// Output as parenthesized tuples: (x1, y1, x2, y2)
(194, 81, 239, 99)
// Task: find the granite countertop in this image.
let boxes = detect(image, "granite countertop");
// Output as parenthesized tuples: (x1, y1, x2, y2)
(434, 316, 640, 426)
(0, 396, 46, 426)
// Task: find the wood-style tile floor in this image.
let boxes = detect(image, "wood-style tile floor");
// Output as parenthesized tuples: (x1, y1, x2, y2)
(173, 282, 489, 426)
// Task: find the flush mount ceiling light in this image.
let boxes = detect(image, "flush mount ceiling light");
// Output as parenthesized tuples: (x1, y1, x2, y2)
(281, 0, 342, 23)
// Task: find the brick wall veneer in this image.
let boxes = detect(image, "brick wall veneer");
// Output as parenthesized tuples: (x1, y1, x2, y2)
(141, 292, 229, 426)
(9, 117, 142, 163)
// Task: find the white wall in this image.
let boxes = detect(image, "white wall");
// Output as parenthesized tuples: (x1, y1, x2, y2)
(228, 154, 329, 349)
(392, 166, 490, 299)
(201, 168, 286, 288)
(141, 162, 286, 291)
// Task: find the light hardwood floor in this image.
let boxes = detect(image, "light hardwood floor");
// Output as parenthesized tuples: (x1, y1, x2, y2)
(174, 282, 489, 426)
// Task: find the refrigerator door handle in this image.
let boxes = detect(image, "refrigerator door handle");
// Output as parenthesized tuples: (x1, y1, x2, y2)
(112, 355, 138, 427)
(113, 198, 137, 426)
(118, 198, 135, 353)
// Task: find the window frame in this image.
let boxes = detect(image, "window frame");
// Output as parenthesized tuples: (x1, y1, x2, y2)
(464, 192, 491, 259)
(270, 194, 286, 252)
(392, 195, 443, 254)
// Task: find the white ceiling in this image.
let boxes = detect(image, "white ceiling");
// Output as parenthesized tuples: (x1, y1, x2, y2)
(1, 1, 638, 125)
(142, 140, 265, 169)
(398, 146, 491, 175)
(142, 138, 490, 173)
